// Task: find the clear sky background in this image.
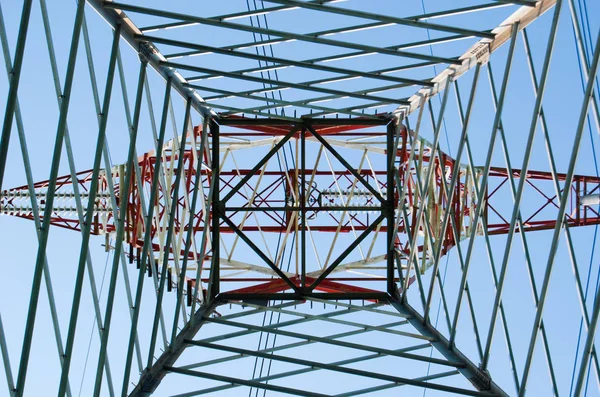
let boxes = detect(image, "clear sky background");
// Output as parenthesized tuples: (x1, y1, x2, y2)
(0, 1, 600, 396)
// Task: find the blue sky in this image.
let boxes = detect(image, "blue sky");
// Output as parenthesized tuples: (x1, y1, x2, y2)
(0, 1, 600, 396)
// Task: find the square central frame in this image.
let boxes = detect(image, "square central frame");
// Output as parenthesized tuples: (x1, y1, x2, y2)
(209, 116, 397, 302)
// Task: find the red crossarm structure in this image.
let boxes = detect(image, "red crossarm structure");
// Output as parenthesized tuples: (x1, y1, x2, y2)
(2, 118, 599, 302)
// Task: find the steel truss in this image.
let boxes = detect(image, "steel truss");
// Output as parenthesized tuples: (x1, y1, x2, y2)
(0, 0, 600, 396)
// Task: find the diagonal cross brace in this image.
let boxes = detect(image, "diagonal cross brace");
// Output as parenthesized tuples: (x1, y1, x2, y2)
(222, 125, 299, 203)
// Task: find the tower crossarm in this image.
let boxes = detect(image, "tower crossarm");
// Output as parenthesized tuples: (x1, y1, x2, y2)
(485, 167, 600, 235)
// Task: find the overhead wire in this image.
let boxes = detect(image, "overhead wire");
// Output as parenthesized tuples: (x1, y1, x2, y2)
(78, 238, 114, 396)
(568, 0, 600, 394)
(243, 2, 292, 392)
(245, 0, 286, 116)
(418, 0, 453, 395)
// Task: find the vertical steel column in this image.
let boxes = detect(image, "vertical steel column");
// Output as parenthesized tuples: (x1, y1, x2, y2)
(92, 60, 147, 397)
(0, 0, 33, 191)
(387, 119, 396, 294)
(301, 126, 307, 287)
(57, 22, 121, 397)
(120, 77, 173, 397)
(13, 2, 86, 395)
(209, 118, 220, 300)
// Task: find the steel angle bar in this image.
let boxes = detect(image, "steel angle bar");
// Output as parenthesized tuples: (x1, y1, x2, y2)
(73, 11, 134, 396)
(186, 84, 371, 119)
(219, 217, 301, 293)
(387, 121, 396, 294)
(300, 118, 388, 126)
(129, 301, 219, 396)
(144, 2, 504, 34)
(13, 1, 86, 395)
(399, 201, 429, 310)
(140, 0, 340, 32)
(428, 103, 486, 361)
(395, 0, 556, 117)
(56, 23, 121, 397)
(114, 50, 147, 372)
(206, 317, 461, 367)
(168, 366, 331, 397)
(203, 101, 300, 121)
(164, 100, 194, 324)
(395, 89, 452, 314)
(481, 0, 562, 376)
(194, 303, 397, 348)
(424, 64, 481, 322)
(218, 117, 298, 126)
(0, 314, 14, 397)
(521, 28, 600, 397)
(334, 370, 460, 397)
(481, 62, 560, 395)
(0, 5, 73, 396)
(86, 0, 215, 118)
(144, 35, 431, 88)
(454, 73, 520, 373)
(389, 296, 510, 396)
(0, 0, 33, 192)
(521, 26, 600, 389)
(214, 301, 303, 323)
(177, 344, 431, 397)
(187, 320, 414, 370)
(146, 98, 193, 370)
(567, 0, 600, 135)
(141, 75, 188, 345)
(150, 3, 503, 42)
(574, 256, 600, 395)
(219, 292, 391, 301)
(493, 0, 538, 6)
(184, 317, 413, 370)
(206, 119, 225, 300)
(306, 124, 385, 200)
(309, 215, 385, 290)
(92, 61, 147, 397)
(228, 301, 431, 340)
(198, 61, 436, 104)
(402, 78, 452, 306)
(263, 0, 495, 39)
(121, 77, 173, 397)
(184, 340, 490, 397)
(301, 127, 307, 285)
(178, 121, 210, 333)
(421, 101, 486, 359)
(63, 13, 145, 385)
(222, 126, 298, 202)
(169, 61, 409, 105)
(451, 71, 524, 391)
(105, 2, 462, 66)
(448, 22, 519, 348)
(413, 3, 511, 21)
(168, 28, 468, 63)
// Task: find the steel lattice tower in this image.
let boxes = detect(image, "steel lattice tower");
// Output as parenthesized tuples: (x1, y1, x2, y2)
(1, 1, 600, 396)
